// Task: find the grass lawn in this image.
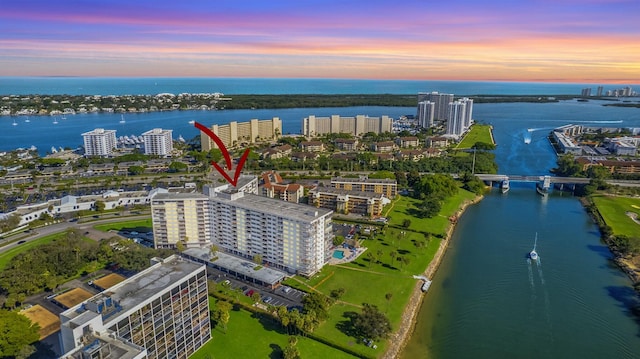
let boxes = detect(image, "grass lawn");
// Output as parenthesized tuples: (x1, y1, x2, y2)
(591, 195, 640, 237)
(191, 298, 358, 359)
(93, 219, 153, 232)
(0, 232, 67, 270)
(456, 124, 494, 149)
(386, 190, 476, 235)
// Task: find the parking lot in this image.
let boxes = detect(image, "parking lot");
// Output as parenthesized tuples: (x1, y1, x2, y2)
(207, 267, 305, 310)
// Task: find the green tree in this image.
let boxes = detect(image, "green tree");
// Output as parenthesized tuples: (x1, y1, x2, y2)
(283, 336, 301, 359)
(353, 303, 392, 341)
(0, 309, 40, 358)
(553, 154, 583, 177)
(253, 254, 263, 265)
(168, 161, 188, 172)
(94, 200, 106, 212)
(214, 300, 232, 333)
(416, 197, 441, 218)
(128, 165, 145, 175)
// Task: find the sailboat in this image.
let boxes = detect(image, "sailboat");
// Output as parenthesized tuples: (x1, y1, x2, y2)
(529, 233, 539, 261)
(119, 115, 126, 124)
(25, 117, 30, 123)
(53, 117, 59, 125)
(12, 118, 18, 126)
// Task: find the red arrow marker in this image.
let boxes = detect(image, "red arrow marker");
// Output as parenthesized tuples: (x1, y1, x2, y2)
(194, 121, 250, 187)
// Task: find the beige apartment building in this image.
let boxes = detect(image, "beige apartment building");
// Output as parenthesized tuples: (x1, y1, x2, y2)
(309, 188, 386, 217)
(151, 193, 212, 249)
(331, 176, 398, 199)
(302, 114, 392, 137)
(201, 117, 282, 151)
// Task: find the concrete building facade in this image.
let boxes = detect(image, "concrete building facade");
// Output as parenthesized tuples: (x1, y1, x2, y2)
(302, 115, 392, 137)
(59, 255, 210, 359)
(82, 128, 117, 157)
(331, 176, 398, 199)
(201, 118, 282, 151)
(209, 190, 333, 277)
(142, 128, 173, 157)
(151, 193, 212, 249)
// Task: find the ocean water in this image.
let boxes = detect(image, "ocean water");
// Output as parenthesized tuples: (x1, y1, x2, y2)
(0, 77, 637, 96)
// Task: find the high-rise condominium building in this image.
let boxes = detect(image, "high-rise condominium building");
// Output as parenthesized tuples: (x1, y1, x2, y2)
(417, 101, 435, 128)
(151, 193, 212, 249)
(302, 115, 392, 137)
(142, 128, 173, 157)
(417, 92, 454, 121)
(209, 190, 333, 277)
(460, 97, 474, 129)
(446, 100, 467, 137)
(597, 86, 604, 97)
(82, 128, 117, 157)
(581, 88, 592, 97)
(201, 118, 282, 151)
(59, 255, 210, 359)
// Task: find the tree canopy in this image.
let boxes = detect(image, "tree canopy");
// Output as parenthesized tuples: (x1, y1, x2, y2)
(0, 309, 40, 358)
(353, 303, 392, 341)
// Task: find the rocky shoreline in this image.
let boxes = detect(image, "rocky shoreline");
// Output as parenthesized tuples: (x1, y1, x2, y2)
(382, 196, 482, 359)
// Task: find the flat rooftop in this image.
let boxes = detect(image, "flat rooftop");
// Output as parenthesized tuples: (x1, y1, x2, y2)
(213, 191, 332, 222)
(183, 248, 286, 285)
(62, 256, 203, 325)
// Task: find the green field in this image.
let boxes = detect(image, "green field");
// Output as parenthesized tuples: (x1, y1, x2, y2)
(191, 298, 359, 359)
(456, 124, 494, 149)
(93, 219, 153, 232)
(591, 195, 640, 237)
(0, 232, 67, 270)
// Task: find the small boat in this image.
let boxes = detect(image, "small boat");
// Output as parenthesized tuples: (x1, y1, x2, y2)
(421, 280, 432, 292)
(529, 233, 539, 261)
(501, 179, 510, 193)
(188, 120, 195, 124)
(12, 119, 18, 126)
(119, 115, 126, 124)
(25, 117, 30, 123)
(53, 118, 59, 125)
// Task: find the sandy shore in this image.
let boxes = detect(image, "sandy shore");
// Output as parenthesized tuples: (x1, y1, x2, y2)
(382, 196, 482, 359)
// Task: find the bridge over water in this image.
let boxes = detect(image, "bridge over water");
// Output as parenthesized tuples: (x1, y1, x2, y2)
(475, 174, 640, 193)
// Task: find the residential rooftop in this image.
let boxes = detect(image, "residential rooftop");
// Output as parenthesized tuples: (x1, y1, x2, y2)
(61, 255, 203, 326)
(212, 190, 332, 222)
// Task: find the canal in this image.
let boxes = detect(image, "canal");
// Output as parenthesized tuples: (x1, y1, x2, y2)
(401, 100, 640, 359)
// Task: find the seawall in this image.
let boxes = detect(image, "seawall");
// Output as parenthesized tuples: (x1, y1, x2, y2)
(382, 195, 482, 359)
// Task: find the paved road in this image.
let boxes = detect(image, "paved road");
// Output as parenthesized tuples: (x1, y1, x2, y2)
(0, 213, 151, 254)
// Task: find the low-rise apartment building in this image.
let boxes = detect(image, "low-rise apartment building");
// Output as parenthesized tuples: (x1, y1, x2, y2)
(309, 188, 386, 217)
(331, 176, 398, 199)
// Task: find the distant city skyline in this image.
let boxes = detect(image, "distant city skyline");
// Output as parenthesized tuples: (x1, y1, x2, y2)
(1, 1, 639, 83)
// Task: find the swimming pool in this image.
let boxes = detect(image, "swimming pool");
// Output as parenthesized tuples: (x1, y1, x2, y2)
(332, 250, 345, 259)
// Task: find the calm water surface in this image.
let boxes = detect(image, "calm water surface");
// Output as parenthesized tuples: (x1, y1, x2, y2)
(401, 101, 640, 359)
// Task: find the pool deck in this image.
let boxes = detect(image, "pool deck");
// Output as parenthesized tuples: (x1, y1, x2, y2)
(328, 247, 365, 265)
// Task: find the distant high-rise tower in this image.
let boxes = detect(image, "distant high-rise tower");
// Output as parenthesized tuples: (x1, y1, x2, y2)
(82, 128, 117, 157)
(581, 88, 592, 97)
(417, 92, 454, 121)
(446, 101, 467, 137)
(417, 101, 435, 128)
(142, 128, 173, 157)
(460, 97, 474, 129)
(597, 86, 604, 97)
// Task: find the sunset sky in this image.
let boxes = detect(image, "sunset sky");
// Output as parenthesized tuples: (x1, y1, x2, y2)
(1, 0, 639, 83)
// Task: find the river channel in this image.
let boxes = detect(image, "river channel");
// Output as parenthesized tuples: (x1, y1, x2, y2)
(401, 100, 640, 358)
